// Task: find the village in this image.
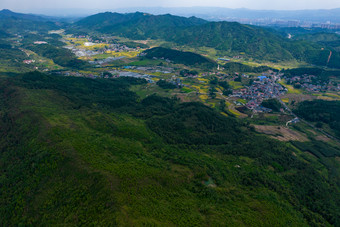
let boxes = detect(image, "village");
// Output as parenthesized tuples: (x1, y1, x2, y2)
(283, 74, 340, 92)
(62, 34, 143, 62)
(19, 32, 340, 117)
(230, 72, 287, 112)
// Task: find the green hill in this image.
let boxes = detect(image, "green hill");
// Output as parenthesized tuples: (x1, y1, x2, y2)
(75, 12, 207, 39)
(169, 23, 340, 68)
(0, 71, 339, 225)
(293, 32, 340, 54)
(294, 32, 340, 43)
(74, 12, 340, 68)
(0, 9, 58, 33)
(75, 12, 146, 29)
(143, 47, 217, 68)
(169, 22, 295, 62)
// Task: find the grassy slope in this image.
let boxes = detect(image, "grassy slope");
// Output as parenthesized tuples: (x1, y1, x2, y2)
(0, 72, 339, 226)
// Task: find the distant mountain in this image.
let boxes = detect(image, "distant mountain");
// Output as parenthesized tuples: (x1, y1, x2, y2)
(76, 12, 146, 28)
(17, 7, 340, 24)
(113, 7, 340, 23)
(0, 9, 58, 33)
(0, 9, 49, 21)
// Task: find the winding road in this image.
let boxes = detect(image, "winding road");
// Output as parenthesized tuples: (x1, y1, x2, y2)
(277, 97, 340, 143)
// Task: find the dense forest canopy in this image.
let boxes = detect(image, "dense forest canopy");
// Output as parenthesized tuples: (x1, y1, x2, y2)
(0, 72, 338, 225)
(295, 100, 340, 137)
(144, 47, 217, 68)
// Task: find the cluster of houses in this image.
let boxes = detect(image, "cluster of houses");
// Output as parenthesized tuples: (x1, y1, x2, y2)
(283, 74, 340, 92)
(23, 60, 35, 64)
(65, 46, 98, 58)
(56, 71, 98, 79)
(34, 41, 47, 45)
(89, 56, 126, 66)
(55, 70, 155, 83)
(108, 70, 155, 83)
(170, 76, 183, 87)
(231, 73, 287, 113)
(151, 56, 172, 64)
(66, 43, 138, 59)
(65, 35, 141, 61)
(104, 44, 138, 53)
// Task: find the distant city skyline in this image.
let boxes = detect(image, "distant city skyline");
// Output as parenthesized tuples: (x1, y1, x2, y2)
(1, 0, 340, 12)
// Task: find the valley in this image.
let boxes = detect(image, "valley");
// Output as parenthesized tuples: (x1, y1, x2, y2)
(0, 8, 339, 226)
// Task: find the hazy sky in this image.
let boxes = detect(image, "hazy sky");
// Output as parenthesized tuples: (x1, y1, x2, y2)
(1, 0, 340, 11)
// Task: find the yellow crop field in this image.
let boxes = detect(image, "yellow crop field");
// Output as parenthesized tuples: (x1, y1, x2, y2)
(282, 98, 289, 103)
(237, 99, 247, 104)
(197, 78, 209, 83)
(324, 93, 340, 99)
(220, 112, 229, 117)
(199, 94, 209, 101)
(228, 108, 241, 116)
(192, 85, 208, 94)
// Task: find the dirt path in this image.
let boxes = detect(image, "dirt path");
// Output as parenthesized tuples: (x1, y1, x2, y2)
(254, 125, 308, 142)
(327, 50, 332, 65)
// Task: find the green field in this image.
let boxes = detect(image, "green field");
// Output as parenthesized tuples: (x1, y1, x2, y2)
(279, 80, 303, 94)
(229, 81, 244, 89)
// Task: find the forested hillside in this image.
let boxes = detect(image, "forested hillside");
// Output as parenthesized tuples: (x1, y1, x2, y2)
(295, 100, 340, 137)
(0, 72, 339, 225)
(144, 47, 217, 68)
(294, 33, 340, 51)
(0, 38, 32, 72)
(74, 12, 340, 68)
(0, 9, 58, 33)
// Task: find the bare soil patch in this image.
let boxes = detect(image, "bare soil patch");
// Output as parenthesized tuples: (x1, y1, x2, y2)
(254, 125, 308, 142)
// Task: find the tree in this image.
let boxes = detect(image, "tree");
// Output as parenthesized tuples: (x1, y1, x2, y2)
(209, 86, 217, 99)
(219, 99, 226, 112)
(223, 89, 232, 96)
(261, 99, 282, 112)
(234, 75, 242, 82)
(209, 77, 218, 85)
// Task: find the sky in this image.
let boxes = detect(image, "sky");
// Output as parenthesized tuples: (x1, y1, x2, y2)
(1, 0, 340, 12)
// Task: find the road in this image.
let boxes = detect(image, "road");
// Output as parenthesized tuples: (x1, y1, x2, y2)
(277, 97, 340, 143)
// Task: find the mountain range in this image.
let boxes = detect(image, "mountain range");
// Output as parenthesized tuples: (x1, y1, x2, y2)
(15, 7, 340, 23)
(0, 9, 339, 68)
(73, 12, 340, 68)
